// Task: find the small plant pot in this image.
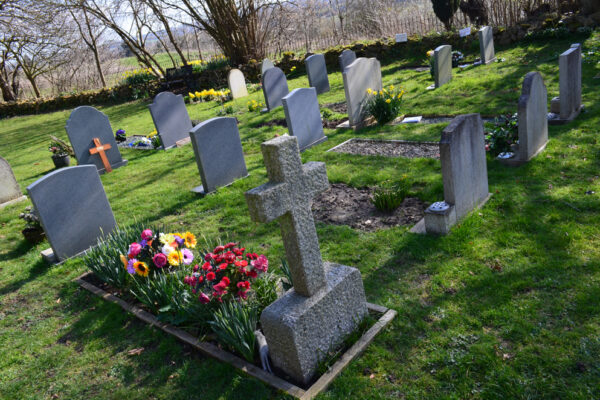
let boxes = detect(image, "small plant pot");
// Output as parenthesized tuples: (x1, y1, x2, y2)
(22, 227, 45, 244)
(52, 154, 70, 169)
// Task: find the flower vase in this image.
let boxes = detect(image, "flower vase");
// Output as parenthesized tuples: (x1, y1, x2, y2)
(52, 154, 70, 169)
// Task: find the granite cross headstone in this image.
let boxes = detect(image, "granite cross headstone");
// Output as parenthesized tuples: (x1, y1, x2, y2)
(305, 54, 330, 94)
(27, 165, 117, 262)
(245, 136, 367, 385)
(261, 58, 274, 75)
(0, 156, 25, 208)
(228, 68, 249, 99)
(282, 87, 327, 151)
(478, 26, 496, 64)
(261, 67, 289, 111)
(433, 45, 452, 88)
(65, 106, 127, 174)
(189, 117, 248, 194)
(342, 57, 382, 127)
(550, 44, 582, 123)
(148, 91, 193, 149)
(339, 49, 356, 72)
(501, 72, 548, 165)
(423, 114, 490, 234)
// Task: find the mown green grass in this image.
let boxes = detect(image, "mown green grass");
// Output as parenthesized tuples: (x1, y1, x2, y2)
(1, 31, 599, 399)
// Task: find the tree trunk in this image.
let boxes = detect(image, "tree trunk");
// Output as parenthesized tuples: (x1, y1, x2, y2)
(0, 72, 16, 101)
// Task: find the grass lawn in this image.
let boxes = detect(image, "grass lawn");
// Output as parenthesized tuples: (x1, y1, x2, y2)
(1, 31, 600, 399)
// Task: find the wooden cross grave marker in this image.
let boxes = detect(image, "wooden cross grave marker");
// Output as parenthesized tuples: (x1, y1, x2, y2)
(89, 137, 113, 173)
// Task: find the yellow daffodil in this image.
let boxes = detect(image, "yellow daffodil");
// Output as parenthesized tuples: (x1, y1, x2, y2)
(188, 92, 195, 99)
(385, 99, 392, 104)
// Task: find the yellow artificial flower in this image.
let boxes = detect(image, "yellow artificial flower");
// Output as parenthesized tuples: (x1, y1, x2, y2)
(183, 232, 197, 248)
(134, 261, 150, 277)
(427, 50, 434, 57)
(159, 232, 175, 245)
(168, 251, 182, 266)
(120, 254, 128, 270)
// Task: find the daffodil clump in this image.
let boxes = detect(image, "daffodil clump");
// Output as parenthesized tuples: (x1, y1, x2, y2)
(121, 68, 157, 86)
(186, 54, 229, 73)
(247, 99, 265, 112)
(188, 88, 231, 103)
(365, 85, 405, 125)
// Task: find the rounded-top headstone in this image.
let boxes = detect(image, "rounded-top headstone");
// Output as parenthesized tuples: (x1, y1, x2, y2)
(517, 71, 548, 161)
(227, 69, 249, 99)
(339, 49, 357, 72)
(261, 67, 289, 111)
(0, 156, 22, 205)
(261, 58, 275, 75)
(282, 87, 327, 151)
(305, 54, 330, 95)
(148, 91, 193, 149)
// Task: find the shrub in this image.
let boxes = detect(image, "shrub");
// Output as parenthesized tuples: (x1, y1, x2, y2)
(121, 68, 158, 86)
(485, 113, 518, 156)
(365, 85, 405, 125)
(209, 301, 258, 362)
(371, 176, 411, 212)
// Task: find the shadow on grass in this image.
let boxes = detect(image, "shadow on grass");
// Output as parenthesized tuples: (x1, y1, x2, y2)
(0, 257, 49, 297)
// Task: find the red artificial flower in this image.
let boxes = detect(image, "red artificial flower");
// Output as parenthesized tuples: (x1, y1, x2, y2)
(214, 245, 225, 254)
(198, 276, 204, 284)
(221, 276, 231, 286)
(214, 254, 223, 263)
(237, 290, 248, 300)
(225, 242, 237, 249)
(205, 252, 215, 262)
(251, 255, 268, 273)
(201, 262, 212, 271)
(213, 281, 228, 295)
(224, 251, 236, 264)
(233, 247, 243, 256)
(198, 293, 210, 304)
(193, 264, 199, 272)
(245, 252, 258, 260)
(237, 280, 250, 290)
(235, 260, 248, 267)
(206, 272, 216, 281)
(218, 263, 228, 270)
(246, 270, 258, 278)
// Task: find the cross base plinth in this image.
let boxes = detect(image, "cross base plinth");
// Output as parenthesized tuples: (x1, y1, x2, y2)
(260, 262, 368, 386)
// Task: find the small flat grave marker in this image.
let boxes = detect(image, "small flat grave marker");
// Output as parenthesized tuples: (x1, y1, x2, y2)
(402, 116, 423, 123)
(395, 33, 408, 43)
(228, 69, 249, 99)
(189, 117, 248, 194)
(65, 106, 127, 174)
(282, 87, 327, 151)
(0, 156, 26, 208)
(245, 136, 368, 385)
(459, 27, 471, 37)
(149, 91, 193, 149)
(27, 165, 117, 262)
(262, 67, 289, 111)
(305, 54, 330, 94)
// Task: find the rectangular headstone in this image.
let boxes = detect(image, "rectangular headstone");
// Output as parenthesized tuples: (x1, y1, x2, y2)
(305, 54, 330, 94)
(395, 33, 408, 43)
(459, 27, 471, 37)
(149, 91, 193, 150)
(65, 106, 127, 173)
(189, 117, 248, 194)
(559, 45, 582, 120)
(261, 67, 289, 111)
(27, 165, 116, 262)
(227, 69, 248, 99)
(434, 45, 452, 88)
(339, 49, 357, 72)
(282, 88, 327, 151)
(478, 26, 496, 64)
(342, 57, 382, 127)
(0, 156, 25, 207)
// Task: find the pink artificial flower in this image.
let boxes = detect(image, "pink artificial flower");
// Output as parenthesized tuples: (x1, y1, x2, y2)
(198, 293, 210, 304)
(128, 242, 142, 259)
(153, 252, 168, 268)
(251, 255, 268, 273)
(213, 280, 228, 296)
(182, 249, 194, 265)
(141, 229, 153, 241)
(201, 262, 212, 271)
(237, 290, 248, 300)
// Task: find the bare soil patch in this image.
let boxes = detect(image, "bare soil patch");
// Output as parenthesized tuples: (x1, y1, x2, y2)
(255, 118, 287, 128)
(324, 102, 347, 114)
(312, 183, 428, 231)
(330, 139, 440, 159)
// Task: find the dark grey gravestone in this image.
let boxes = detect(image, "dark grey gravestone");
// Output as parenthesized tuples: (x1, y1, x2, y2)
(0, 156, 25, 207)
(305, 54, 330, 94)
(148, 91, 193, 149)
(422, 114, 490, 235)
(261, 58, 274, 75)
(478, 26, 496, 64)
(342, 57, 382, 127)
(559, 45, 582, 121)
(261, 67, 289, 111)
(189, 117, 248, 194)
(339, 49, 357, 72)
(434, 45, 452, 88)
(245, 136, 367, 385)
(27, 165, 116, 262)
(501, 72, 548, 166)
(282, 88, 327, 152)
(65, 106, 127, 174)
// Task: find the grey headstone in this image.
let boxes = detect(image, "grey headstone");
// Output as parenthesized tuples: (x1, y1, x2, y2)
(189, 117, 248, 194)
(516, 72, 548, 162)
(27, 165, 116, 262)
(227, 69, 248, 99)
(339, 49, 357, 72)
(305, 54, 330, 94)
(434, 45, 452, 88)
(559, 45, 582, 120)
(261, 67, 289, 111)
(245, 136, 367, 385)
(479, 26, 496, 64)
(342, 57, 382, 127)
(0, 156, 24, 206)
(440, 114, 489, 220)
(148, 91, 193, 149)
(282, 88, 327, 152)
(261, 58, 274, 75)
(65, 106, 127, 173)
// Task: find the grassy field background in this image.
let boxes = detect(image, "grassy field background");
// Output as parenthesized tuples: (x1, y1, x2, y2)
(1, 31, 600, 399)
